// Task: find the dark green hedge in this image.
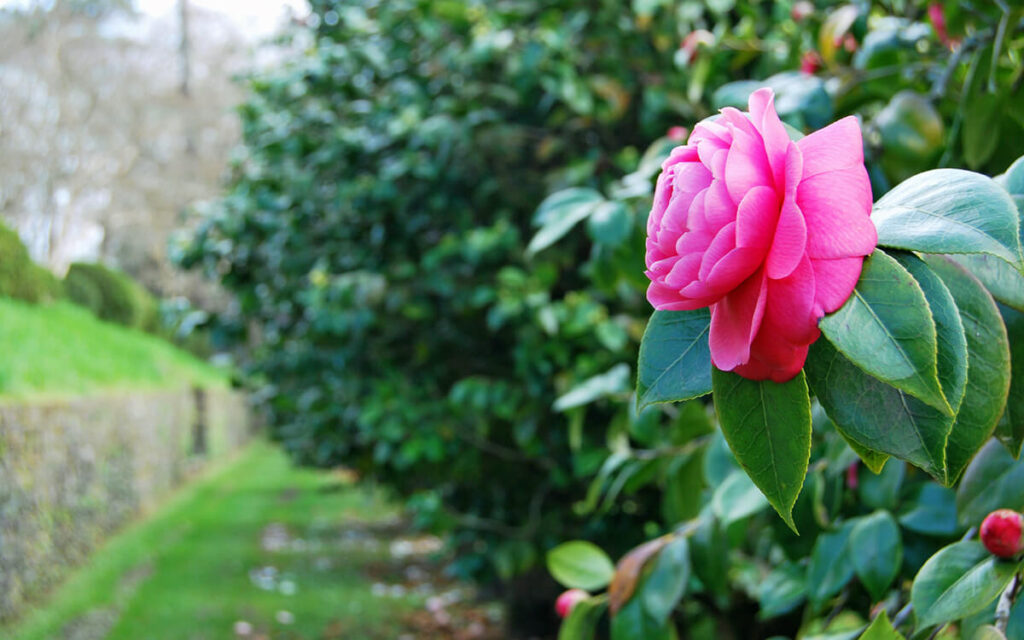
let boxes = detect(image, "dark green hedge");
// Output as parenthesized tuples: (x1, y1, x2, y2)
(0, 222, 63, 303)
(64, 263, 156, 330)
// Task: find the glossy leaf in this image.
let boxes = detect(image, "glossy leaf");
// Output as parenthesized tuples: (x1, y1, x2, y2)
(610, 596, 674, 640)
(861, 611, 906, 640)
(912, 540, 1019, 629)
(953, 254, 1024, 312)
(636, 309, 712, 409)
(956, 439, 1024, 527)
(711, 470, 770, 525)
(836, 424, 890, 473)
(558, 595, 608, 640)
(819, 249, 950, 415)
(548, 541, 616, 591)
(925, 256, 1013, 482)
(757, 562, 808, 619)
(898, 484, 959, 537)
(806, 339, 953, 482)
(849, 511, 903, 600)
(807, 522, 856, 606)
(712, 368, 812, 532)
(996, 304, 1024, 457)
(641, 537, 690, 625)
(858, 460, 905, 512)
(586, 201, 633, 247)
(872, 169, 1023, 271)
(527, 188, 605, 255)
(554, 363, 631, 411)
(894, 252, 968, 415)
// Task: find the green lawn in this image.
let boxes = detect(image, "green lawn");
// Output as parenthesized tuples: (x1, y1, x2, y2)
(4, 441, 436, 640)
(0, 299, 226, 399)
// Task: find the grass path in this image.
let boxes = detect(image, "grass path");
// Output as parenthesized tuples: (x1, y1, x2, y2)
(4, 441, 498, 640)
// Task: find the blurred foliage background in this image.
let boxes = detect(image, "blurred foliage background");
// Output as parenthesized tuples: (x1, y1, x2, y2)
(168, 0, 1024, 637)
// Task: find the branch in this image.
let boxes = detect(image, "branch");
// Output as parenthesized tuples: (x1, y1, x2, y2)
(995, 572, 1022, 633)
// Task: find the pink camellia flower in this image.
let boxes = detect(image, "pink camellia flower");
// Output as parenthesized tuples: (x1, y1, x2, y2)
(645, 88, 876, 382)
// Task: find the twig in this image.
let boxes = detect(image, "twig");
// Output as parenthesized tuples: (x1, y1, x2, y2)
(892, 602, 914, 629)
(995, 572, 1023, 633)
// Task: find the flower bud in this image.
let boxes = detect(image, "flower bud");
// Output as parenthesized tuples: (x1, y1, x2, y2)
(791, 1, 814, 22)
(800, 51, 822, 75)
(980, 509, 1024, 558)
(845, 461, 859, 490)
(555, 589, 589, 618)
(667, 126, 689, 142)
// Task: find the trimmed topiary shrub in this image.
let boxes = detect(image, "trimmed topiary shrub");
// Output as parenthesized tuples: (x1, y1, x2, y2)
(0, 221, 63, 303)
(64, 262, 156, 330)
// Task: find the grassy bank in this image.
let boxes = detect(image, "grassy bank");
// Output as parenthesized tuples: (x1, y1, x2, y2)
(4, 442, 445, 640)
(0, 299, 225, 399)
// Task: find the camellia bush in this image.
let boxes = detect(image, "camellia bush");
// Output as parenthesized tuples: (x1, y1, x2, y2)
(181, 0, 1024, 636)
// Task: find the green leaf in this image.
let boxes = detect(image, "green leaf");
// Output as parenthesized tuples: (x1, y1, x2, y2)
(528, 188, 604, 255)
(558, 595, 608, 640)
(894, 252, 968, 415)
(819, 250, 951, 415)
(611, 596, 674, 640)
(690, 512, 729, 599)
(858, 459, 905, 511)
(662, 452, 704, 525)
(547, 541, 616, 591)
(963, 92, 1005, 170)
(911, 540, 1018, 629)
(711, 369, 812, 532)
(836, 424, 890, 473)
(970, 625, 1009, 640)
(641, 538, 690, 625)
(872, 169, 1024, 271)
(554, 364, 631, 412)
(757, 562, 808, 619)
(952, 254, 1024, 312)
(586, 201, 632, 247)
(898, 484, 959, 537)
(849, 511, 903, 600)
(861, 611, 906, 639)
(996, 304, 1024, 457)
(636, 310, 712, 410)
(711, 470, 769, 525)
(957, 439, 1024, 527)
(806, 338, 953, 482)
(925, 257, 1013, 482)
(807, 522, 856, 606)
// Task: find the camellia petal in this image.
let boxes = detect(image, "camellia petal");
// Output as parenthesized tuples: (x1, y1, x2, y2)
(798, 165, 876, 258)
(797, 116, 864, 179)
(709, 269, 768, 371)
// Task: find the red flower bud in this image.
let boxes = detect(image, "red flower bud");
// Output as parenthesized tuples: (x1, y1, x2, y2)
(679, 30, 714, 64)
(667, 126, 689, 142)
(980, 510, 1024, 558)
(846, 461, 859, 490)
(555, 589, 589, 618)
(800, 51, 822, 75)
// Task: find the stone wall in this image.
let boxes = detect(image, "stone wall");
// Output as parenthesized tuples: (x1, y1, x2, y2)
(0, 386, 252, 620)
